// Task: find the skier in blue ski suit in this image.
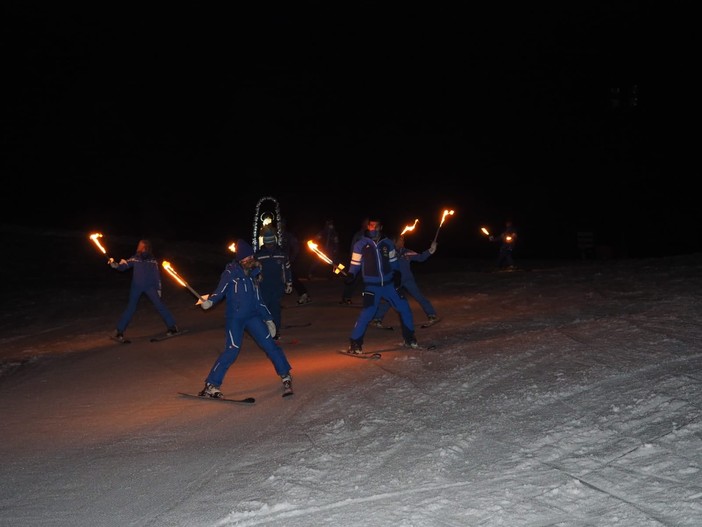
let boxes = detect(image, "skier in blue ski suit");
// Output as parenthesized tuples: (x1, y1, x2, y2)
(345, 220, 418, 353)
(110, 239, 178, 340)
(255, 229, 292, 339)
(197, 239, 292, 397)
(373, 234, 438, 326)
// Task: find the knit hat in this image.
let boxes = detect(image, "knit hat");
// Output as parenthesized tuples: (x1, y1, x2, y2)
(235, 239, 254, 261)
(262, 232, 277, 245)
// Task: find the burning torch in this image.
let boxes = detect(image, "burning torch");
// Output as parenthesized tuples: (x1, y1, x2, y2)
(162, 261, 206, 302)
(400, 219, 419, 236)
(89, 232, 114, 264)
(433, 209, 455, 243)
(307, 240, 347, 276)
(481, 227, 495, 242)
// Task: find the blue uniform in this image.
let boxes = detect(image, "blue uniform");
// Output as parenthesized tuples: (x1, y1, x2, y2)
(255, 243, 292, 336)
(374, 245, 437, 321)
(203, 259, 291, 388)
(348, 235, 416, 346)
(114, 250, 177, 334)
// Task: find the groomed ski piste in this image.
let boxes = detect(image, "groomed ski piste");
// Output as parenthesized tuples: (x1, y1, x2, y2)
(2, 232, 701, 527)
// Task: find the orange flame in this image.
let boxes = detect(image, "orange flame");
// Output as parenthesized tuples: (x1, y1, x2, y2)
(481, 227, 490, 236)
(307, 240, 333, 264)
(89, 232, 107, 254)
(162, 261, 187, 287)
(433, 209, 456, 243)
(162, 260, 205, 300)
(228, 242, 237, 253)
(400, 219, 419, 236)
(307, 240, 346, 275)
(439, 209, 455, 227)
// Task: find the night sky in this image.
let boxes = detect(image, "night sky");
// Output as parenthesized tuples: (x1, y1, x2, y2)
(2, 4, 695, 258)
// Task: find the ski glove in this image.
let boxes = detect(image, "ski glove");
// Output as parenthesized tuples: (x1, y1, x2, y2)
(344, 273, 356, 285)
(265, 320, 276, 337)
(198, 293, 213, 310)
(109, 261, 119, 269)
(428, 241, 437, 254)
(285, 282, 293, 294)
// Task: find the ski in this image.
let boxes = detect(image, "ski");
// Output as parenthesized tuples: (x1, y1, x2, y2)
(282, 389, 294, 397)
(283, 322, 312, 329)
(150, 329, 190, 342)
(420, 317, 442, 329)
(178, 392, 255, 404)
(284, 299, 313, 308)
(338, 350, 382, 360)
(370, 343, 438, 353)
(394, 343, 438, 351)
(371, 324, 394, 331)
(110, 336, 131, 344)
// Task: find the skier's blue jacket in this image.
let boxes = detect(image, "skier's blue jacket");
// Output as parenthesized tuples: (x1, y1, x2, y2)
(207, 261, 272, 322)
(115, 251, 163, 293)
(348, 235, 399, 285)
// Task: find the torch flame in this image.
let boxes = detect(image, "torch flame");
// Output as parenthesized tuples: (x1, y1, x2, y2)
(400, 219, 419, 236)
(89, 233, 107, 254)
(228, 242, 237, 253)
(162, 260, 205, 300)
(481, 227, 490, 236)
(307, 240, 346, 275)
(439, 209, 455, 227)
(432, 209, 456, 243)
(307, 241, 333, 264)
(162, 261, 187, 287)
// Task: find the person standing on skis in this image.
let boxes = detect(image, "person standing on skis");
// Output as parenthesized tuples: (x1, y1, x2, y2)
(344, 219, 419, 354)
(372, 233, 439, 328)
(197, 239, 293, 398)
(109, 239, 179, 342)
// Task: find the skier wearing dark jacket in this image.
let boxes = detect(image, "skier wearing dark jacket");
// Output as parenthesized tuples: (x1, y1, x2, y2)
(197, 239, 293, 398)
(110, 239, 179, 341)
(255, 229, 292, 339)
(373, 234, 439, 326)
(345, 220, 418, 353)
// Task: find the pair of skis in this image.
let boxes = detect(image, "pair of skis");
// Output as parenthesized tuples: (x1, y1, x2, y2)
(338, 343, 438, 360)
(110, 329, 190, 345)
(372, 317, 442, 331)
(178, 386, 293, 403)
(178, 392, 257, 404)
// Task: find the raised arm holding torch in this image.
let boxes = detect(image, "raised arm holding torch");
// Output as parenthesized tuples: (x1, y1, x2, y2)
(162, 261, 206, 302)
(307, 240, 347, 276)
(433, 209, 455, 243)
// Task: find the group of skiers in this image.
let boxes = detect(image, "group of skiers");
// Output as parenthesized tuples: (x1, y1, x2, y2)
(108, 233, 295, 399)
(106, 215, 516, 400)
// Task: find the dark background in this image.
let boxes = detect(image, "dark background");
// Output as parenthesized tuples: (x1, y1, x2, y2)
(1, 3, 695, 259)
